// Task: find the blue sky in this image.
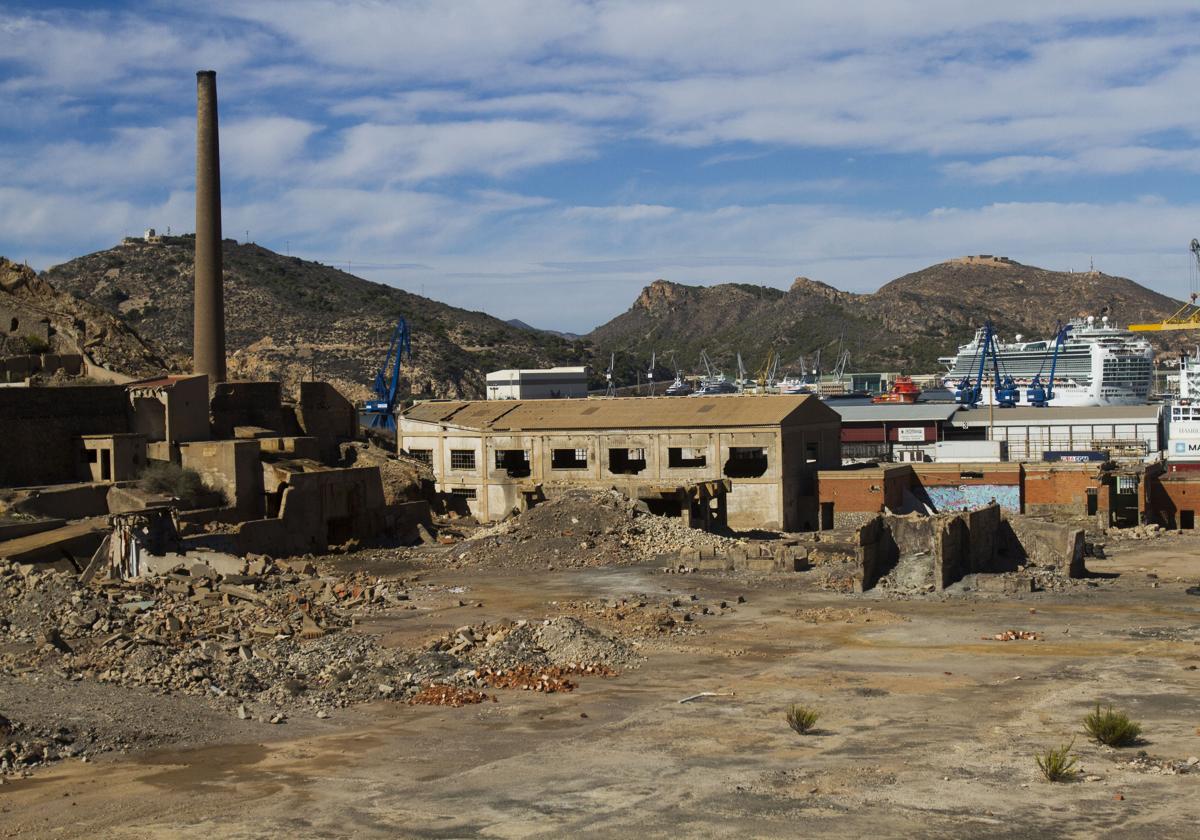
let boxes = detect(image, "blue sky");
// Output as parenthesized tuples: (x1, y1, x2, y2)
(3, 1, 1200, 332)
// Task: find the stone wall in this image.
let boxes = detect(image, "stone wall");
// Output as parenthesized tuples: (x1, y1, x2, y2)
(297, 382, 358, 463)
(210, 382, 298, 439)
(0, 385, 130, 487)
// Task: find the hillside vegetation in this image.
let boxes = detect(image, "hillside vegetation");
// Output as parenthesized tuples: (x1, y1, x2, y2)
(43, 236, 586, 399)
(587, 258, 1188, 380)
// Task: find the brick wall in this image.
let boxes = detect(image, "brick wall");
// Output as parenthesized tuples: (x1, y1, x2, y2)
(1024, 465, 1100, 517)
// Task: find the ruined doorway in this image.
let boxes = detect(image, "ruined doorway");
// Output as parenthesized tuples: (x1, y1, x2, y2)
(1182, 510, 1195, 530)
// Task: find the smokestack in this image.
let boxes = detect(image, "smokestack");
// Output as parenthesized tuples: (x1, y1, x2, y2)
(193, 69, 226, 382)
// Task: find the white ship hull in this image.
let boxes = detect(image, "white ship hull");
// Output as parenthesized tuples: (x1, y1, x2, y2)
(943, 380, 1149, 407)
(940, 317, 1153, 408)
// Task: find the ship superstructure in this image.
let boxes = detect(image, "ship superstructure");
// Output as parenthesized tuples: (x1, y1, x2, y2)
(940, 316, 1153, 406)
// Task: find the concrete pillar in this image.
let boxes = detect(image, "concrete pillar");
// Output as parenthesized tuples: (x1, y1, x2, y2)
(193, 70, 226, 382)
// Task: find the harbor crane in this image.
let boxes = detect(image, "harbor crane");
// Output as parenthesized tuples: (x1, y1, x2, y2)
(363, 317, 412, 431)
(1130, 239, 1200, 331)
(954, 321, 996, 407)
(1027, 321, 1071, 407)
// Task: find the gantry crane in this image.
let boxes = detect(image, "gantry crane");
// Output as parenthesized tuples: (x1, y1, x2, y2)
(363, 317, 411, 431)
(1129, 239, 1200, 332)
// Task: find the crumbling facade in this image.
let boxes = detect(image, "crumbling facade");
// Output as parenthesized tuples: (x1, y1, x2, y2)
(399, 395, 841, 531)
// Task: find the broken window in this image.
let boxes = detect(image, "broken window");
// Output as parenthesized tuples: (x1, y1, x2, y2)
(608, 447, 646, 474)
(805, 442, 819, 464)
(959, 471, 984, 479)
(495, 449, 531, 478)
(724, 446, 768, 478)
(408, 448, 432, 465)
(450, 487, 477, 500)
(450, 449, 476, 470)
(668, 446, 706, 468)
(552, 448, 588, 469)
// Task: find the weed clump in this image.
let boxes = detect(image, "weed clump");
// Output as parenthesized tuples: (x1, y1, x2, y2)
(139, 463, 208, 508)
(785, 704, 820, 735)
(1035, 739, 1079, 782)
(1083, 704, 1142, 747)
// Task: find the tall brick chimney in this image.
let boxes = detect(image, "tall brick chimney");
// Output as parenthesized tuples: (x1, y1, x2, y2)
(193, 70, 226, 382)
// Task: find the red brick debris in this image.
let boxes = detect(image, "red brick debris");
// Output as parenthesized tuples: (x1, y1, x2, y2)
(982, 630, 1042, 641)
(408, 684, 494, 706)
(476, 663, 618, 693)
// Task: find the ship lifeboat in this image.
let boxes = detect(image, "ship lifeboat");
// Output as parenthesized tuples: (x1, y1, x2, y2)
(872, 375, 921, 404)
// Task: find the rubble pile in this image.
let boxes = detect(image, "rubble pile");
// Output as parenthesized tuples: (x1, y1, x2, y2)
(454, 490, 743, 569)
(556, 594, 739, 638)
(0, 557, 424, 714)
(1108, 524, 1176, 542)
(1, 556, 642, 772)
(424, 616, 640, 672)
(0, 715, 89, 776)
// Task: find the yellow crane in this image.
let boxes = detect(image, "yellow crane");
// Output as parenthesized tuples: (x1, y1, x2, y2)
(1129, 239, 1200, 331)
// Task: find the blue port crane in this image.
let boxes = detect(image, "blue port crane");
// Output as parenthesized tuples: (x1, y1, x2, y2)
(954, 321, 996, 407)
(362, 317, 412, 431)
(1026, 321, 1071, 407)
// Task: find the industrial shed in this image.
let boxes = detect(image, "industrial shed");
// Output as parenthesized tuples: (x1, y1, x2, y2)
(398, 395, 842, 531)
(948, 405, 1163, 462)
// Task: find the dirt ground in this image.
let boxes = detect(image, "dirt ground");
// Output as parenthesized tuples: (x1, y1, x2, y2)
(4, 534, 1200, 839)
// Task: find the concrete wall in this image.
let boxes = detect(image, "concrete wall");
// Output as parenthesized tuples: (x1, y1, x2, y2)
(0, 353, 83, 383)
(296, 381, 358, 463)
(235, 465, 389, 556)
(210, 382, 297, 439)
(81, 434, 146, 482)
(1000, 515, 1085, 577)
(180, 439, 262, 516)
(0, 385, 130, 487)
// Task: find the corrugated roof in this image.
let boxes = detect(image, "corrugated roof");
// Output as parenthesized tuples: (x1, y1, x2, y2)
(402, 395, 836, 431)
(953, 404, 1162, 425)
(833, 403, 961, 423)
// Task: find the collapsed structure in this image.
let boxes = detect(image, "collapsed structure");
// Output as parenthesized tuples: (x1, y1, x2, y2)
(0, 69, 426, 570)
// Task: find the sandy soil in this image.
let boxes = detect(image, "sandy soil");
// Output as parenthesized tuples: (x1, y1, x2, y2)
(3, 537, 1200, 839)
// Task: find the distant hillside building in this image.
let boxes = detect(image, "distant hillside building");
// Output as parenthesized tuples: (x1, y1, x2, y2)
(398, 394, 841, 531)
(485, 366, 588, 400)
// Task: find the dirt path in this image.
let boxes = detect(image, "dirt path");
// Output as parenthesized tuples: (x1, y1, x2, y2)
(4, 544, 1200, 838)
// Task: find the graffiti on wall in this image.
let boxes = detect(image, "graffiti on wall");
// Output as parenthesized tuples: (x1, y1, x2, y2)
(926, 484, 1020, 513)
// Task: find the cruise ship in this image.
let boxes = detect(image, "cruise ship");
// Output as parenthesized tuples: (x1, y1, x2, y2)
(939, 316, 1153, 406)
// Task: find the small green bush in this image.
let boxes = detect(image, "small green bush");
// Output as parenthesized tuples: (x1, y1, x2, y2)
(1035, 739, 1079, 782)
(20, 334, 50, 354)
(785, 704, 820, 735)
(139, 463, 207, 508)
(1083, 704, 1142, 747)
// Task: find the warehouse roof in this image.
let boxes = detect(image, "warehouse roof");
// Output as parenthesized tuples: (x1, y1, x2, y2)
(952, 404, 1162, 426)
(832, 403, 960, 423)
(402, 395, 838, 431)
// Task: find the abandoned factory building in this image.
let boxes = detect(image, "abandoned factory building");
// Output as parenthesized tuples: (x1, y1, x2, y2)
(398, 395, 841, 531)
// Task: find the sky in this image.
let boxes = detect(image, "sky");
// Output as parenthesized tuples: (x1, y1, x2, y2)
(3, 1, 1200, 333)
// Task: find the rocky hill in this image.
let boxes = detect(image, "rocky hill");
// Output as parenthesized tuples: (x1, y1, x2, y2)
(0, 256, 166, 378)
(42, 237, 587, 399)
(588, 257, 1189, 379)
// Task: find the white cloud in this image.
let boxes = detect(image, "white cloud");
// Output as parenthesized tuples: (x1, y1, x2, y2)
(320, 119, 596, 183)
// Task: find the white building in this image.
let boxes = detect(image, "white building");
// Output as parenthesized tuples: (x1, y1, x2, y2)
(950, 405, 1163, 462)
(485, 367, 588, 400)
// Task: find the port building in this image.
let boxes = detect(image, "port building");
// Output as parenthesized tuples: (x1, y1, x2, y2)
(485, 367, 589, 400)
